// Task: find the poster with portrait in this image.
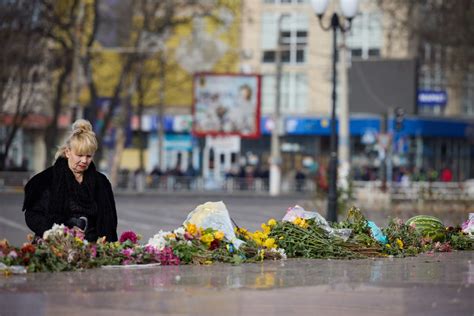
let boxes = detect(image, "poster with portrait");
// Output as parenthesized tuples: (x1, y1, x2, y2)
(193, 73, 261, 138)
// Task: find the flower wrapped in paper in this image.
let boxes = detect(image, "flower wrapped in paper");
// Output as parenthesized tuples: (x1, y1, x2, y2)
(183, 201, 245, 249)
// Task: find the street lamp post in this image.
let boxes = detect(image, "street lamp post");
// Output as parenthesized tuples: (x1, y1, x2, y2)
(270, 13, 289, 196)
(311, 0, 358, 222)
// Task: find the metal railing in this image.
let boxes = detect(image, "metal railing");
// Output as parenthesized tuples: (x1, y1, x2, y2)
(0, 171, 32, 191)
(116, 174, 317, 194)
(2, 171, 474, 201)
(352, 180, 474, 202)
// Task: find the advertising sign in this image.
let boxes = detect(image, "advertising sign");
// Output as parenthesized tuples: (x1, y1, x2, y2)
(417, 90, 448, 106)
(193, 73, 261, 138)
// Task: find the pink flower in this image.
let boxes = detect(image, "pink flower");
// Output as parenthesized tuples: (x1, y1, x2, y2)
(7, 250, 18, 258)
(121, 248, 134, 257)
(122, 259, 132, 265)
(74, 229, 85, 240)
(90, 245, 97, 258)
(119, 231, 139, 244)
(157, 247, 180, 265)
(184, 232, 194, 240)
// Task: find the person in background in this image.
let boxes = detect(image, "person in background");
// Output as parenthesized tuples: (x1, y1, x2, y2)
(440, 165, 453, 182)
(22, 119, 118, 242)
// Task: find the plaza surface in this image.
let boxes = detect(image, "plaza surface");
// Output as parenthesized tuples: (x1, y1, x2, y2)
(0, 252, 473, 315)
(1, 192, 473, 315)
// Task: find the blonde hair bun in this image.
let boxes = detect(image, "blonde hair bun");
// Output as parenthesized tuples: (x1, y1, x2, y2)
(72, 119, 93, 135)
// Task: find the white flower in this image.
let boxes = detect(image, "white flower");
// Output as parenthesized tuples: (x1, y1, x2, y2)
(67, 250, 76, 263)
(146, 230, 171, 251)
(43, 223, 67, 240)
(275, 248, 287, 260)
(173, 227, 186, 237)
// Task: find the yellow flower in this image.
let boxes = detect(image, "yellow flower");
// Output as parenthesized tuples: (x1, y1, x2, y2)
(167, 233, 177, 240)
(261, 223, 271, 235)
(74, 237, 83, 246)
(396, 239, 404, 250)
(204, 260, 213, 265)
(258, 249, 265, 261)
(214, 231, 225, 240)
(200, 233, 214, 244)
(293, 217, 308, 229)
(186, 223, 198, 236)
(386, 244, 392, 249)
(267, 218, 277, 227)
(263, 238, 276, 249)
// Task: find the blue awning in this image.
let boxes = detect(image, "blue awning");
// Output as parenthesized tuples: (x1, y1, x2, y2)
(391, 118, 473, 138)
(259, 116, 382, 136)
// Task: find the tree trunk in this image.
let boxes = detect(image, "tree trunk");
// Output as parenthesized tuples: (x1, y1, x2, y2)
(44, 61, 72, 168)
(137, 80, 145, 172)
(109, 128, 125, 188)
(157, 52, 166, 172)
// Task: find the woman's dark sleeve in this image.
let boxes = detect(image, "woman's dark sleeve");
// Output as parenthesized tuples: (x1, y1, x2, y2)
(24, 189, 53, 238)
(107, 180, 118, 242)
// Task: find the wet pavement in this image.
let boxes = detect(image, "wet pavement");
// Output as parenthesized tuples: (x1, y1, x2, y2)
(1, 251, 473, 316)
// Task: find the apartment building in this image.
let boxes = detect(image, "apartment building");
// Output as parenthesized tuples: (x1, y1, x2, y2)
(236, 0, 474, 181)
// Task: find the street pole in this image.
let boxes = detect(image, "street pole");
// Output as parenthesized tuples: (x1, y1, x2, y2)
(312, 0, 358, 222)
(269, 14, 288, 196)
(338, 31, 350, 200)
(327, 13, 339, 222)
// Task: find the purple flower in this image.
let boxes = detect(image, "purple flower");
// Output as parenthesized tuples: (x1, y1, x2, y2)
(157, 247, 180, 265)
(144, 245, 158, 254)
(119, 231, 139, 244)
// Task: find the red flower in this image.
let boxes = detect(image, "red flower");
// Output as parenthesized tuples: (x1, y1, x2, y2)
(209, 239, 220, 250)
(119, 231, 139, 244)
(20, 243, 36, 254)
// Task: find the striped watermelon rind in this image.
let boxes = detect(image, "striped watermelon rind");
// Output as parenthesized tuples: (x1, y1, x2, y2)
(405, 215, 446, 242)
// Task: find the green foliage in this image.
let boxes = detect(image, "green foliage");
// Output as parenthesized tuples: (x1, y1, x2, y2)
(446, 227, 474, 250)
(269, 219, 359, 259)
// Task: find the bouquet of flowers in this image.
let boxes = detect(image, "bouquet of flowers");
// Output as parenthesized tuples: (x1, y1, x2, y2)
(148, 223, 257, 265)
(94, 230, 180, 267)
(267, 217, 359, 259)
(234, 220, 287, 261)
(1, 224, 100, 273)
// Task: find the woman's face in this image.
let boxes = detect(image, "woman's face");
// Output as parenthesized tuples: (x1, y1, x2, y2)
(65, 148, 94, 174)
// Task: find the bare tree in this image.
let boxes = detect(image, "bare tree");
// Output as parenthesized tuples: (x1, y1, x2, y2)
(81, 0, 239, 181)
(38, 0, 98, 167)
(378, 0, 474, 114)
(0, 1, 47, 170)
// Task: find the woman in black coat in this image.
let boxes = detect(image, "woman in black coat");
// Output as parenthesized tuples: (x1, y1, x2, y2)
(22, 119, 118, 242)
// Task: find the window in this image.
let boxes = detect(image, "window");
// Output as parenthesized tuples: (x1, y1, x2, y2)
(261, 13, 308, 64)
(462, 70, 474, 115)
(263, 51, 276, 62)
(346, 11, 383, 59)
(261, 73, 308, 114)
(263, 0, 308, 3)
(418, 43, 448, 116)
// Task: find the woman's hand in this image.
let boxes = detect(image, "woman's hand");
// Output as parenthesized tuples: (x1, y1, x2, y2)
(65, 216, 88, 231)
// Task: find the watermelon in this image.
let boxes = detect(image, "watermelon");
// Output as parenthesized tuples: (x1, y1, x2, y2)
(405, 215, 446, 242)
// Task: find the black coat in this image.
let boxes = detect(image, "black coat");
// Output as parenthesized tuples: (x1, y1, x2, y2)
(22, 158, 118, 242)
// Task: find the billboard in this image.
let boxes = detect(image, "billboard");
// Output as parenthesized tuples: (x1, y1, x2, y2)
(348, 59, 417, 115)
(193, 73, 261, 138)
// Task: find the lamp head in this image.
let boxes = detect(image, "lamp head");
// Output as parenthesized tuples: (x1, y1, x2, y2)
(340, 0, 359, 19)
(311, 0, 329, 17)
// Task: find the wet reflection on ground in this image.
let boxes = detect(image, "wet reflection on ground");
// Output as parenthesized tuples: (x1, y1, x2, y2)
(1, 252, 472, 315)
